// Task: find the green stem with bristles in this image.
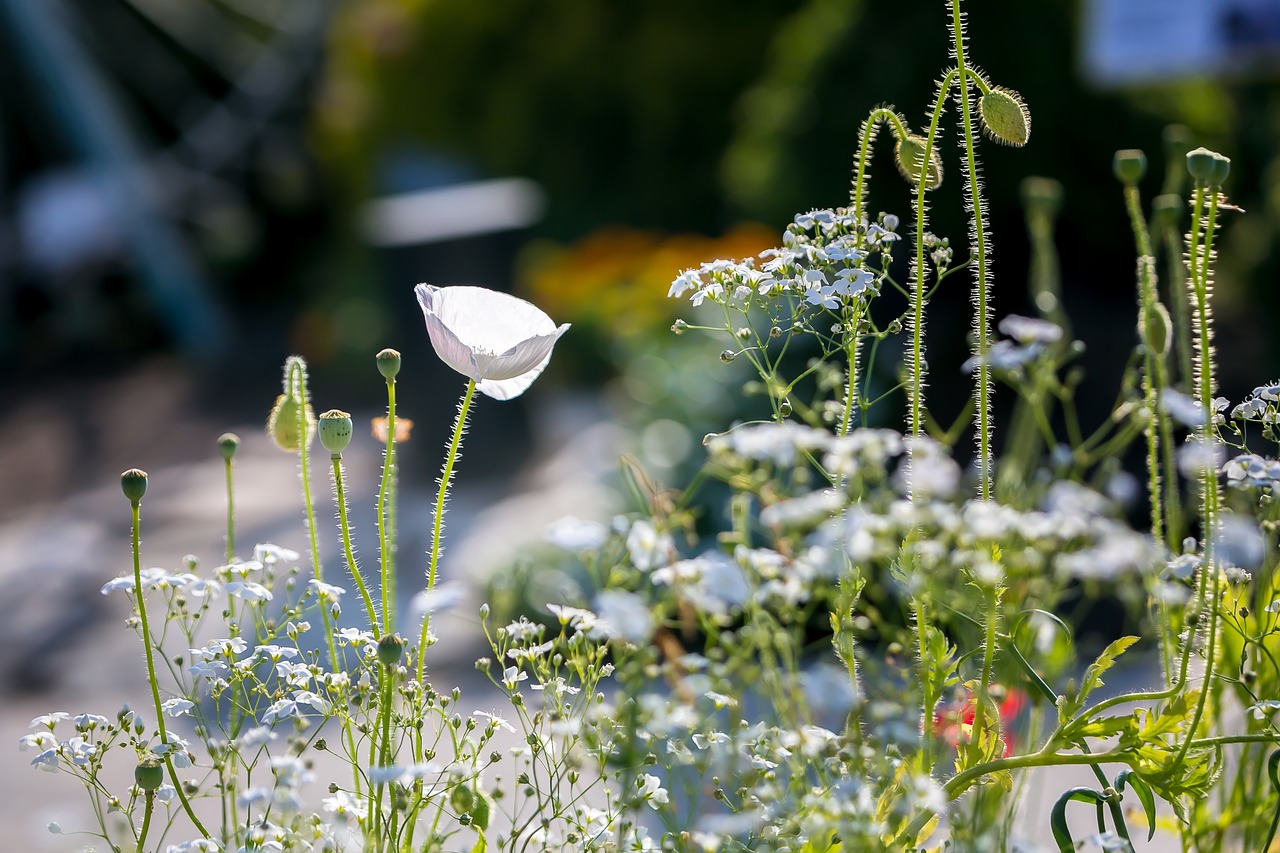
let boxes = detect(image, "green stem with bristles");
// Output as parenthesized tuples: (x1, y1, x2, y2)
(416, 379, 477, 683)
(332, 454, 380, 637)
(378, 376, 399, 635)
(129, 500, 209, 839)
(950, 0, 995, 499)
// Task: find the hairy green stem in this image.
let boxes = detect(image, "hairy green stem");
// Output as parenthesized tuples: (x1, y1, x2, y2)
(416, 379, 477, 683)
(130, 501, 209, 839)
(331, 454, 380, 637)
(950, 0, 995, 499)
(223, 454, 235, 564)
(378, 377, 399, 635)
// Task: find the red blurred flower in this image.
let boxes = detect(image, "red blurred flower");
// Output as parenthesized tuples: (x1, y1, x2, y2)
(932, 685, 1027, 758)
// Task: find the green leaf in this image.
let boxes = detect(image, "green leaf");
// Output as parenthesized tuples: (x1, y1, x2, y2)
(472, 791, 491, 831)
(1073, 714, 1135, 739)
(1050, 787, 1107, 852)
(1115, 769, 1157, 842)
(1078, 636, 1139, 706)
(471, 831, 487, 853)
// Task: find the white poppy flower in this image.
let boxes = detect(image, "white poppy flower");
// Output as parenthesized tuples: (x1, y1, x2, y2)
(414, 284, 570, 400)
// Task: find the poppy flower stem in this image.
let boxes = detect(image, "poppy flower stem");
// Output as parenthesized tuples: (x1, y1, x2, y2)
(417, 378, 477, 683)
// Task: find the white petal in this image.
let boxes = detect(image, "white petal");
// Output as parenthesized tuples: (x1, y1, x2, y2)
(416, 284, 555, 352)
(475, 325, 570, 381)
(424, 311, 481, 379)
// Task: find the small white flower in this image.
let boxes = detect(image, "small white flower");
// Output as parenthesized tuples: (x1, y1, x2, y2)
(162, 699, 195, 718)
(502, 666, 527, 690)
(998, 314, 1062, 345)
(593, 590, 654, 644)
(1161, 389, 1206, 428)
(29, 713, 70, 729)
(308, 579, 346, 603)
(639, 773, 669, 809)
(253, 544, 300, 565)
(226, 581, 272, 602)
(544, 516, 608, 552)
(625, 519, 674, 572)
(415, 284, 570, 400)
(473, 710, 516, 732)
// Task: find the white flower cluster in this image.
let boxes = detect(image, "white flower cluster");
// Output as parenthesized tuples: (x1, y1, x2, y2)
(668, 209, 893, 310)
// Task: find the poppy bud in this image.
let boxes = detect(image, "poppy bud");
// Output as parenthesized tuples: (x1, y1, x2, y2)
(376, 348, 402, 380)
(377, 633, 404, 667)
(979, 87, 1030, 147)
(894, 135, 944, 190)
(217, 433, 240, 462)
(318, 410, 353, 455)
(121, 469, 149, 505)
(135, 757, 164, 792)
(1112, 149, 1147, 186)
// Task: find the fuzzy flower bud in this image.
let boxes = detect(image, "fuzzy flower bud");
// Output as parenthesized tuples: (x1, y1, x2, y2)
(894, 135, 943, 190)
(979, 87, 1030, 146)
(1112, 149, 1147, 186)
(120, 469, 149, 505)
(376, 348, 402, 380)
(217, 433, 240, 462)
(377, 633, 404, 667)
(135, 757, 164, 792)
(318, 410, 353, 455)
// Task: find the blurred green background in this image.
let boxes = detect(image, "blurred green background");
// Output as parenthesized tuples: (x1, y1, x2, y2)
(3, 0, 1279, 460)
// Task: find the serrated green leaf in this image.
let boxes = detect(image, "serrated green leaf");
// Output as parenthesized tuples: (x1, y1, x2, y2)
(1074, 714, 1134, 739)
(1078, 636, 1140, 705)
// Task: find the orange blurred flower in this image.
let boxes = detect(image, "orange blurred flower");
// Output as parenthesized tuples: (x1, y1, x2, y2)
(372, 416, 413, 443)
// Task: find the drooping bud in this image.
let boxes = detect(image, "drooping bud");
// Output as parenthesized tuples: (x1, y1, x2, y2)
(894, 135, 943, 190)
(979, 87, 1031, 146)
(217, 433, 240, 462)
(377, 633, 404, 667)
(318, 410, 354, 455)
(1112, 149, 1147, 186)
(268, 357, 316, 452)
(376, 348, 402, 380)
(135, 757, 164, 791)
(1142, 301, 1172, 357)
(121, 469, 149, 505)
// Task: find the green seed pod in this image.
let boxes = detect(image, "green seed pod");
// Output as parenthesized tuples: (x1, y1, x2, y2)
(450, 783, 476, 815)
(979, 87, 1031, 146)
(1112, 149, 1148, 186)
(135, 757, 164, 792)
(318, 410, 354, 455)
(376, 348, 402, 380)
(1141, 300, 1172, 356)
(894, 135, 943, 190)
(266, 393, 315, 452)
(217, 433, 240, 462)
(1020, 176, 1063, 217)
(377, 633, 404, 667)
(120, 469, 149, 505)
(1163, 124, 1193, 163)
(1152, 194, 1182, 229)
(1187, 147, 1230, 188)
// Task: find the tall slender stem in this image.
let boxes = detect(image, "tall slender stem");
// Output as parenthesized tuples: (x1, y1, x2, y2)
(378, 377, 399, 634)
(950, 0, 994, 499)
(332, 455, 380, 637)
(416, 379, 477, 682)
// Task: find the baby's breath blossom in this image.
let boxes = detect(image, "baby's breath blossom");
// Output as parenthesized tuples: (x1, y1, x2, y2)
(593, 590, 655, 644)
(162, 699, 195, 718)
(998, 314, 1062, 345)
(1224, 453, 1280, 488)
(307, 579, 345, 603)
(708, 421, 832, 467)
(544, 516, 608, 552)
(1161, 388, 1207, 428)
(226, 581, 272, 602)
(638, 773, 670, 809)
(624, 519, 674, 572)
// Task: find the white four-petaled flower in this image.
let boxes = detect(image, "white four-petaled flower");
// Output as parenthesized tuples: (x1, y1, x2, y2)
(415, 284, 570, 400)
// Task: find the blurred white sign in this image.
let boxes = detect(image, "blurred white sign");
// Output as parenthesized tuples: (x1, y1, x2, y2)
(1083, 0, 1280, 85)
